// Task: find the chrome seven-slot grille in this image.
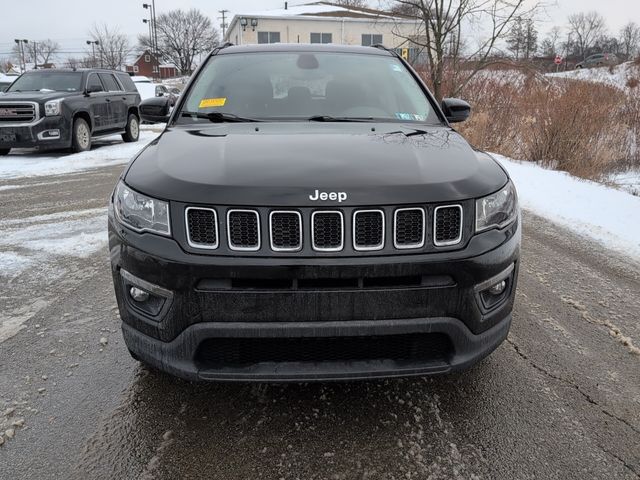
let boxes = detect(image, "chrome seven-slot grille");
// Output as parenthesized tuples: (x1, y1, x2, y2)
(0, 102, 38, 123)
(185, 206, 463, 253)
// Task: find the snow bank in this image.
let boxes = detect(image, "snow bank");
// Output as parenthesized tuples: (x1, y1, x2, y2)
(493, 153, 640, 259)
(546, 61, 639, 91)
(0, 130, 160, 180)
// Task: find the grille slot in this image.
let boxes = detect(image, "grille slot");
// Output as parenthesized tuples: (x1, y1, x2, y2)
(434, 205, 463, 246)
(195, 333, 453, 367)
(270, 211, 302, 252)
(312, 211, 344, 252)
(227, 210, 261, 251)
(353, 210, 384, 251)
(185, 207, 218, 249)
(0, 102, 37, 123)
(394, 208, 425, 249)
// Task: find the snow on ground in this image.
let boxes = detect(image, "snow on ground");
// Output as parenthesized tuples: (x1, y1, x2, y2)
(0, 207, 109, 342)
(546, 61, 639, 91)
(0, 128, 161, 180)
(0, 207, 108, 279)
(608, 170, 640, 196)
(493, 153, 640, 259)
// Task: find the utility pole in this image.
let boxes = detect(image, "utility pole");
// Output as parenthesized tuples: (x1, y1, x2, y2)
(218, 9, 229, 40)
(14, 39, 28, 72)
(33, 41, 38, 69)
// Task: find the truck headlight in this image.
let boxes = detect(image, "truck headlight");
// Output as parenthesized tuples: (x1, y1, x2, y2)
(114, 181, 171, 236)
(44, 99, 63, 116)
(475, 181, 518, 232)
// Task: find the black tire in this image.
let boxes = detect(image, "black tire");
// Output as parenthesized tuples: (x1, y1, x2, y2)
(128, 349, 141, 362)
(0, 148, 10, 156)
(71, 118, 92, 153)
(122, 113, 140, 143)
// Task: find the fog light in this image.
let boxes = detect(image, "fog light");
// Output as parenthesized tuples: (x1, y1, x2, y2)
(129, 287, 150, 302)
(488, 280, 506, 295)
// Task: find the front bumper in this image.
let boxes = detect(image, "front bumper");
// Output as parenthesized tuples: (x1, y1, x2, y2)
(109, 215, 520, 382)
(0, 117, 71, 150)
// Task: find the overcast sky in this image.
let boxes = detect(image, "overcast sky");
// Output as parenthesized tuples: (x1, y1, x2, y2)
(1, 0, 638, 58)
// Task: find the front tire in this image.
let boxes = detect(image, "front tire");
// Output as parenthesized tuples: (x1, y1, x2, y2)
(122, 114, 140, 143)
(72, 118, 92, 153)
(0, 148, 10, 156)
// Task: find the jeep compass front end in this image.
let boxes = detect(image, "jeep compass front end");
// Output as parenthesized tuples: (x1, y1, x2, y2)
(109, 44, 520, 382)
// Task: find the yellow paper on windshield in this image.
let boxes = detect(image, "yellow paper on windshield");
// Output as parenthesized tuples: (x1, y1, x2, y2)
(199, 98, 226, 108)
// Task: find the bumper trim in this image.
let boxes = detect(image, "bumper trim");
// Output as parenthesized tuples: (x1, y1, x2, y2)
(122, 314, 511, 382)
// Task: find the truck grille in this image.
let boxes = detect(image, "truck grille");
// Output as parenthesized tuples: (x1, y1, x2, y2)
(394, 208, 425, 249)
(434, 205, 463, 246)
(312, 211, 344, 251)
(186, 207, 218, 248)
(227, 210, 260, 251)
(184, 204, 465, 254)
(270, 211, 302, 251)
(195, 333, 453, 367)
(353, 210, 384, 251)
(0, 102, 38, 123)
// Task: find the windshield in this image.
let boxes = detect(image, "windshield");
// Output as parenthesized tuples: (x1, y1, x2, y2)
(7, 72, 84, 92)
(179, 52, 439, 124)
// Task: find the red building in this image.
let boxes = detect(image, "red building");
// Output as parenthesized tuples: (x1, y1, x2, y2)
(125, 50, 178, 79)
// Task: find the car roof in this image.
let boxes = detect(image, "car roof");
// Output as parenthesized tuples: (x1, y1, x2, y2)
(217, 43, 394, 56)
(20, 68, 125, 75)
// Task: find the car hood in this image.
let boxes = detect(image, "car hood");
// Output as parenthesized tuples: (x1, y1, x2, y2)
(125, 123, 508, 206)
(0, 91, 77, 102)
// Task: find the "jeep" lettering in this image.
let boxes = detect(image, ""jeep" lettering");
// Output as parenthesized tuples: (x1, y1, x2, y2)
(309, 189, 347, 203)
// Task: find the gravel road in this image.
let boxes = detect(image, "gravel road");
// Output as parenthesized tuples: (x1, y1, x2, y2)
(0, 149, 638, 480)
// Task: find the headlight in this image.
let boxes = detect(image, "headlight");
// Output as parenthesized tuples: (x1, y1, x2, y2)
(114, 181, 171, 236)
(475, 181, 518, 232)
(44, 99, 63, 116)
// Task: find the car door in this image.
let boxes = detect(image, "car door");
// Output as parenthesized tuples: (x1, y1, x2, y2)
(85, 73, 110, 132)
(99, 73, 127, 129)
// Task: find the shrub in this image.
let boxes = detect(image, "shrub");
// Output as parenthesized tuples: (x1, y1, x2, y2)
(454, 71, 637, 179)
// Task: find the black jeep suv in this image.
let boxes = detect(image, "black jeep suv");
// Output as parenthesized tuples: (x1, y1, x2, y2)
(0, 69, 141, 154)
(109, 44, 520, 382)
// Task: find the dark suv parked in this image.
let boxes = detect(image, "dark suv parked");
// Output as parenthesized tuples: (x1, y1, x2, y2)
(109, 44, 520, 382)
(0, 69, 141, 155)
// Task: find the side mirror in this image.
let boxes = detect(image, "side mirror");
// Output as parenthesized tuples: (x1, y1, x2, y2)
(139, 96, 171, 123)
(86, 84, 104, 94)
(441, 98, 471, 123)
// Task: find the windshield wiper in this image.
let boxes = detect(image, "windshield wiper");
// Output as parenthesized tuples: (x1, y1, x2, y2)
(181, 111, 261, 123)
(307, 115, 376, 122)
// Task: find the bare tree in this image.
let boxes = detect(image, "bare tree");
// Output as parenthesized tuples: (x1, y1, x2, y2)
(138, 8, 219, 75)
(89, 23, 132, 70)
(34, 39, 60, 65)
(619, 22, 640, 59)
(540, 26, 562, 57)
(567, 11, 606, 60)
(389, 0, 541, 101)
(13, 39, 61, 66)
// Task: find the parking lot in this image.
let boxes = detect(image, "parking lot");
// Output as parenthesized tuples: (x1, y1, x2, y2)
(0, 138, 638, 479)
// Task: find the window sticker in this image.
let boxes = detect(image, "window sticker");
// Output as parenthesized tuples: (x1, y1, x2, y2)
(413, 114, 427, 121)
(199, 98, 227, 108)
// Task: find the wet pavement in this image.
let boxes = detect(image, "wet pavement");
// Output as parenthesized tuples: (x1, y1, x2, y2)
(0, 155, 639, 480)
